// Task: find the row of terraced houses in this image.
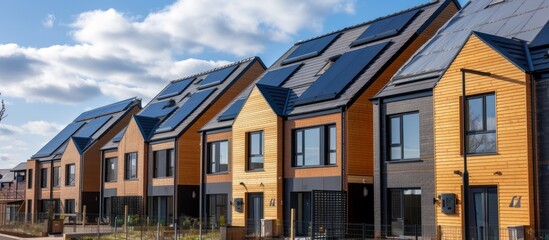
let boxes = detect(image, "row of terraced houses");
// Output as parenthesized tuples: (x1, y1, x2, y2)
(4, 0, 549, 238)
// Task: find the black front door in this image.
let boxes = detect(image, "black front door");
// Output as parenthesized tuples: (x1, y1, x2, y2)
(290, 192, 312, 236)
(469, 187, 499, 240)
(247, 193, 264, 235)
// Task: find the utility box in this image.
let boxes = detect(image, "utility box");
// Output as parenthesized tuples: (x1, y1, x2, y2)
(508, 226, 525, 240)
(234, 198, 243, 212)
(261, 219, 274, 237)
(440, 193, 456, 214)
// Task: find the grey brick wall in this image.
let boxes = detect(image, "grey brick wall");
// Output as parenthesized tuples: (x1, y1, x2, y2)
(373, 94, 435, 233)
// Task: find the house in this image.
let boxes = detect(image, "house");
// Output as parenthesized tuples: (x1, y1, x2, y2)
(199, 0, 459, 237)
(373, 0, 549, 238)
(0, 162, 26, 224)
(99, 57, 265, 226)
(25, 98, 141, 223)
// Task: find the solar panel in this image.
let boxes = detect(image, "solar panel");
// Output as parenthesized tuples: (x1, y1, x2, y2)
(256, 64, 302, 87)
(157, 78, 194, 100)
(282, 33, 340, 64)
(295, 41, 390, 106)
(350, 9, 420, 47)
(74, 115, 112, 138)
(33, 122, 86, 158)
(138, 100, 178, 118)
(74, 98, 134, 122)
(217, 99, 246, 121)
(156, 88, 216, 133)
(112, 127, 127, 143)
(198, 65, 238, 88)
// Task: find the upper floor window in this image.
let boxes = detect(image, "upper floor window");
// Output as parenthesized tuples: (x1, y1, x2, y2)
(65, 164, 75, 186)
(40, 168, 47, 188)
(27, 169, 33, 189)
(248, 131, 264, 170)
(466, 94, 496, 154)
(208, 141, 229, 174)
(104, 157, 117, 182)
(125, 152, 138, 180)
(293, 125, 336, 167)
(153, 149, 175, 178)
(389, 112, 420, 161)
(53, 167, 60, 187)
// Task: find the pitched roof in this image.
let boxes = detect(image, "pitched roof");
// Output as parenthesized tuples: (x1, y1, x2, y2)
(101, 56, 264, 148)
(31, 98, 141, 160)
(202, 0, 459, 131)
(10, 162, 26, 172)
(376, 0, 549, 98)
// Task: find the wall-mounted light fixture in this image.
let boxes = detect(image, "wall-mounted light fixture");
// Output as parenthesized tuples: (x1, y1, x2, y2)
(493, 171, 502, 176)
(453, 170, 463, 176)
(363, 187, 369, 197)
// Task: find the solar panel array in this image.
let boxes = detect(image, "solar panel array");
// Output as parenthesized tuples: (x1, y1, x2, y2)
(350, 9, 420, 47)
(138, 100, 178, 118)
(156, 88, 216, 133)
(198, 65, 238, 88)
(295, 41, 390, 106)
(74, 98, 134, 122)
(33, 122, 86, 157)
(74, 115, 112, 138)
(256, 64, 302, 87)
(157, 78, 194, 100)
(217, 99, 246, 121)
(283, 33, 340, 65)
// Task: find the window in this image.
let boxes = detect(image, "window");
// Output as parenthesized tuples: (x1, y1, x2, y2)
(27, 200, 32, 221)
(151, 196, 174, 223)
(389, 113, 420, 161)
(105, 157, 117, 182)
(53, 167, 60, 187)
(389, 189, 422, 236)
(207, 141, 229, 174)
(248, 131, 264, 170)
(293, 125, 337, 167)
(206, 194, 228, 226)
(66, 164, 75, 186)
(466, 94, 496, 154)
(40, 168, 47, 188)
(125, 153, 138, 180)
(65, 199, 75, 214)
(153, 149, 174, 178)
(28, 169, 33, 189)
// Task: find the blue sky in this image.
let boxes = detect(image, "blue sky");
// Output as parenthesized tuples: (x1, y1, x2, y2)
(0, 0, 467, 167)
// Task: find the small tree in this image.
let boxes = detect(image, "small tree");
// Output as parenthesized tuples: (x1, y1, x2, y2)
(0, 92, 5, 123)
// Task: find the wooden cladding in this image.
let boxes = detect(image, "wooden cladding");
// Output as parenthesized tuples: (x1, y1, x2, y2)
(433, 35, 533, 232)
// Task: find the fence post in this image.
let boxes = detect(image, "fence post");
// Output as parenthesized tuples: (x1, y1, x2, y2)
(114, 216, 118, 239)
(415, 224, 418, 240)
(124, 205, 128, 239)
(290, 208, 295, 240)
(96, 215, 100, 239)
(82, 205, 87, 226)
(157, 220, 160, 240)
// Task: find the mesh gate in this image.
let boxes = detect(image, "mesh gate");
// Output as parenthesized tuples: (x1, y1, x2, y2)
(111, 196, 142, 220)
(312, 190, 347, 239)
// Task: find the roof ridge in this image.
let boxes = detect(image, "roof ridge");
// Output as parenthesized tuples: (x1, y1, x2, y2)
(294, 0, 441, 45)
(171, 56, 258, 83)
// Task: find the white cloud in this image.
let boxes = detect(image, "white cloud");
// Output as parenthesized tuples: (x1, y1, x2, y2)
(0, 0, 354, 104)
(42, 14, 56, 28)
(0, 121, 63, 136)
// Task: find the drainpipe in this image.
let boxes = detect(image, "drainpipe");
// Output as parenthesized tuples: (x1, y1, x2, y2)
(50, 159, 54, 211)
(523, 41, 538, 236)
(340, 106, 347, 223)
(173, 138, 179, 239)
(99, 151, 104, 221)
(199, 131, 205, 240)
(377, 98, 387, 234)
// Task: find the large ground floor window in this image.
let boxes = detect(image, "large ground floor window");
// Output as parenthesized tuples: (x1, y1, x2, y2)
(150, 196, 173, 226)
(388, 189, 421, 237)
(206, 194, 228, 227)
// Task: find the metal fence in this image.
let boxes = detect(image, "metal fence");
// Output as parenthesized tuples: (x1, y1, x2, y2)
(0, 214, 546, 240)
